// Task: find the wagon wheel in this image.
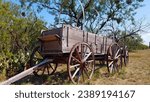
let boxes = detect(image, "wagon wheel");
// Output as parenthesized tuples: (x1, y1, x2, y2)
(67, 42, 95, 84)
(30, 46, 57, 76)
(107, 43, 122, 74)
(123, 46, 129, 66)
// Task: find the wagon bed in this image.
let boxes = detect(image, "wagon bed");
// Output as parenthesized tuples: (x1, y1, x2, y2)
(39, 24, 113, 56)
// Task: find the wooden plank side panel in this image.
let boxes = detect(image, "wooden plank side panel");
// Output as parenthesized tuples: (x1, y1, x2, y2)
(96, 35, 104, 54)
(87, 32, 97, 53)
(103, 37, 107, 54)
(42, 41, 62, 53)
(106, 38, 113, 51)
(103, 37, 113, 54)
(62, 25, 98, 53)
(41, 28, 63, 54)
(62, 25, 84, 53)
(61, 25, 113, 54)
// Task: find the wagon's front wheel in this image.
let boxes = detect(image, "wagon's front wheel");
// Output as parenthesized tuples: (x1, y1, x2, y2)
(30, 46, 57, 76)
(67, 42, 95, 84)
(107, 43, 122, 74)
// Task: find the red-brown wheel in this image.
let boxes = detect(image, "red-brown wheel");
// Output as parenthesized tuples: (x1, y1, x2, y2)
(107, 43, 122, 74)
(30, 46, 57, 76)
(67, 42, 95, 84)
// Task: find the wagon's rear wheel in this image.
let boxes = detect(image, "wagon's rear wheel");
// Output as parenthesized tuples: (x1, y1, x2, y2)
(68, 42, 95, 84)
(107, 43, 122, 74)
(30, 46, 57, 76)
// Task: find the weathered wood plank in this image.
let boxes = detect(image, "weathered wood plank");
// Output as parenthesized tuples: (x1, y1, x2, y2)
(0, 59, 52, 85)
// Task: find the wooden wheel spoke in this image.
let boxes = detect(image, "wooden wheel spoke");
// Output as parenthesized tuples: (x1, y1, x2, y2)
(85, 62, 93, 72)
(42, 66, 47, 75)
(83, 52, 92, 62)
(110, 65, 113, 73)
(70, 64, 80, 69)
(108, 61, 113, 67)
(115, 49, 120, 57)
(46, 63, 57, 75)
(83, 67, 90, 79)
(48, 63, 54, 70)
(115, 54, 120, 59)
(86, 60, 94, 63)
(72, 68, 80, 79)
(45, 64, 50, 75)
(72, 56, 81, 63)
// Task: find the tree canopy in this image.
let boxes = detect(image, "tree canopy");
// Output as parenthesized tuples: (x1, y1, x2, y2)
(20, 0, 144, 34)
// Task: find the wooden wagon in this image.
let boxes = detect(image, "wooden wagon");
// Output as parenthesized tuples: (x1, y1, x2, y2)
(30, 24, 128, 84)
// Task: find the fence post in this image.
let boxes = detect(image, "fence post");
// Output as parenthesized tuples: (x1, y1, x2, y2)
(149, 42, 150, 49)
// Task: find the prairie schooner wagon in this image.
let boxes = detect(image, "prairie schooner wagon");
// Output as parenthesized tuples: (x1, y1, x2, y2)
(30, 24, 125, 84)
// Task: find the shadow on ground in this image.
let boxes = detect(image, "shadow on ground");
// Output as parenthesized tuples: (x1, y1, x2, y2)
(14, 63, 108, 85)
(14, 71, 70, 85)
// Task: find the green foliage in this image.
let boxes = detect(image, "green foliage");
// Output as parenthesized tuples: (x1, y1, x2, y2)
(0, 1, 46, 79)
(119, 35, 149, 51)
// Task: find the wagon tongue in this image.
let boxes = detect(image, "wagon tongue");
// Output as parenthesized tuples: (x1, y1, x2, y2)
(0, 59, 52, 85)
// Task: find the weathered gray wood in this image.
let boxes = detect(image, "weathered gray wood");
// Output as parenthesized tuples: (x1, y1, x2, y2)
(40, 24, 113, 55)
(0, 59, 52, 85)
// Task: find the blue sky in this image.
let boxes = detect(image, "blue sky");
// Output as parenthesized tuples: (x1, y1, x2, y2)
(10, 0, 150, 45)
(135, 0, 150, 45)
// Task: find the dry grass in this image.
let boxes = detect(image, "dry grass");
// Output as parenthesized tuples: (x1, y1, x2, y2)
(1, 49, 150, 85)
(90, 49, 150, 85)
